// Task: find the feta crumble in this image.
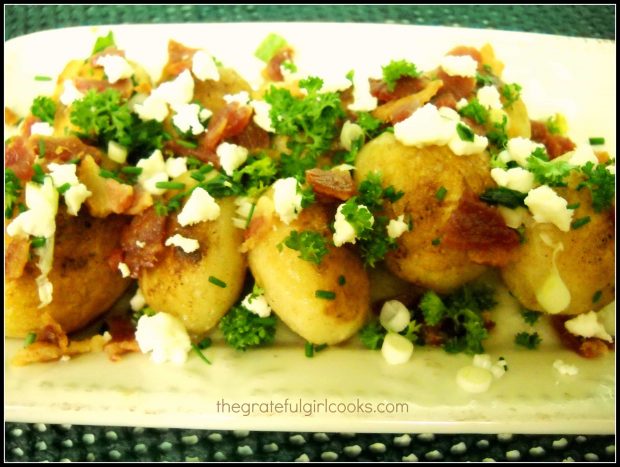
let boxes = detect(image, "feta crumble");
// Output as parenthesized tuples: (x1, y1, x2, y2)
(564, 311, 613, 342)
(137, 149, 169, 195)
(107, 141, 128, 164)
(30, 122, 54, 136)
(490, 167, 535, 193)
(524, 185, 573, 232)
(94, 55, 133, 84)
(216, 142, 249, 176)
(387, 214, 408, 239)
(348, 74, 377, 112)
(273, 177, 303, 225)
(130, 288, 146, 312)
(177, 187, 220, 226)
(165, 234, 200, 253)
(241, 292, 272, 318)
(553, 359, 579, 376)
(340, 121, 364, 151)
(192, 50, 220, 81)
(251, 100, 275, 133)
(59, 80, 84, 106)
(135, 312, 192, 365)
(506, 137, 545, 167)
(477, 85, 503, 110)
(172, 103, 207, 135)
(440, 55, 478, 78)
(165, 157, 188, 178)
(118, 262, 130, 278)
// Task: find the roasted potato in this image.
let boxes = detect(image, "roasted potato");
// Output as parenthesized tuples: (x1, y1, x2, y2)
(501, 175, 615, 315)
(5, 209, 131, 337)
(138, 195, 247, 336)
(245, 194, 370, 345)
(355, 132, 495, 293)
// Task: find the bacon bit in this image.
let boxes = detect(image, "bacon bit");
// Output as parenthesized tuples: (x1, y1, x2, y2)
(447, 46, 483, 65)
(32, 136, 103, 165)
(422, 325, 446, 347)
(305, 168, 356, 201)
(432, 92, 458, 110)
(20, 115, 40, 139)
(436, 70, 476, 102)
(164, 140, 219, 166)
(241, 214, 269, 253)
(104, 339, 140, 361)
(5, 135, 36, 180)
(11, 333, 110, 366)
(201, 102, 253, 152)
(372, 79, 443, 124)
(442, 191, 520, 267)
(5, 238, 31, 279)
(550, 315, 614, 358)
(121, 206, 167, 278)
(530, 120, 576, 159)
(230, 120, 271, 152)
(5, 107, 21, 126)
(77, 155, 134, 217)
(369, 76, 426, 103)
(161, 40, 197, 81)
(73, 77, 133, 99)
(263, 47, 294, 82)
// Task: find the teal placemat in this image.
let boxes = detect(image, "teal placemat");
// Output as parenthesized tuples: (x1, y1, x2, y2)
(4, 4, 616, 463)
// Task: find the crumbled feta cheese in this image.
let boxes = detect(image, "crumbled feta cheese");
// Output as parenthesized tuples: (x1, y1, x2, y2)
(449, 131, 488, 156)
(490, 167, 535, 193)
(216, 142, 249, 176)
(95, 54, 133, 84)
(273, 177, 303, 225)
(380, 300, 410, 333)
(7, 177, 58, 238)
(172, 103, 206, 135)
(137, 149, 169, 195)
(118, 262, 130, 278)
(242, 292, 272, 318)
(394, 103, 454, 147)
(332, 203, 373, 247)
(506, 137, 545, 166)
(233, 196, 255, 229)
(348, 74, 377, 112)
(59, 80, 84, 106)
(553, 359, 579, 376)
(381, 332, 414, 365)
(130, 288, 146, 312)
(320, 72, 351, 93)
(387, 214, 408, 239)
(47, 162, 80, 187)
(490, 363, 506, 379)
(191, 50, 220, 81)
(36, 275, 54, 308)
(107, 140, 128, 164)
(64, 184, 92, 216)
(165, 233, 200, 253)
(333, 164, 356, 172)
(47, 162, 93, 215)
(477, 85, 503, 110)
(154, 69, 195, 107)
(135, 312, 192, 365)
(30, 122, 54, 136)
(165, 157, 188, 178)
(456, 98, 469, 110)
(133, 94, 169, 122)
(440, 55, 478, 78)
(564, 311, 613, 342)
(498, 206, 528, 229)
(567, 144, 598, 166)
(223, 91, 250, 106)
(597, 300, 615, 337)
(524, 185, 573, 232)
(177, 187, 220, 226)
(136, 240, 145, 248)
(251, 100, 275, 133)
(456, 365, 493, 393)
(340, 121, 364, 151)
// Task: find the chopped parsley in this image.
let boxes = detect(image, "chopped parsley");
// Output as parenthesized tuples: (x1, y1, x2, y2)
(486, 114, 508, 149)
(479, 187, 527, 208)
(592, 290, 603, 304)
(577, 161, 615, 212)
(341, 198, 374, 235)
(338, 275, 346, 286)
(456, 122, 475, 142)
(220, 304, 277, 351)
(359, 320, 386, 350)
(281, 230, 330, 265)
(458, 98, 488, 125)
(357, 172, 403, 211)
(435, 186, 448, 201)
(254, 33, 288, 62)
(356, 112, 384, 139)
(515, 331, 542, 350)
(501, 83, 522, 109)
(30, 96, 56, 124)
(91, 31, 116, 55)
(526, 153, 574, 187)
(381, 59, 421, 91)
(520, 309, 542, 326)
(475, 65, 496, 87)
(5, 169, 22, 219)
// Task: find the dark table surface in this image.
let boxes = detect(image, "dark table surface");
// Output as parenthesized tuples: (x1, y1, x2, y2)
(4, 4, 616, 463)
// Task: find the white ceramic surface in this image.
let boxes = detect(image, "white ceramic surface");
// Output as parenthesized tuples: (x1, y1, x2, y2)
(4, 23, 615, 434)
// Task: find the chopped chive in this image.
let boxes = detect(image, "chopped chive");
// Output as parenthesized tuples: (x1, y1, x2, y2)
(177, 139, 198, 149)
(566, 202, 580, 210)
(432, 237, 441, 246)
(57, 182, 72, 194)
(120, 166, 143, 175)
(34, 75, 52, 81)
(244, 203, 256, 229)
(571, 216, 591, 230)
(315, 290, 336, 300)
(187, 157, 202, 169)
(99, 168, 117, 179)
(191, 343, 212, 365)
(67, 158, 80, 165)
(31, 164, 46, 184)
(314, 343, 328, 353)
(199, 164, 214, 174)
(155, 181, 186, 190)
(589, 137, 605, 145)
(24, 332, 37, 347)
(338, 275, 346, 286)
(456, 122, 475, 142)
(197, 337, 212, 350)
(592, 290, 602, 303)
(30, 236, 47, 248)
(305, 342, 314, 358)
(209, 276, 227, 288)
(435, 186, 447, 201)
(191, 171, 205, 182)
(38, 139, 46, 157)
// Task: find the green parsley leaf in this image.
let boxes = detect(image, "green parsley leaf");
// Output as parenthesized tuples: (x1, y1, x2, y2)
(30, 96, 56, 124)
(458, 98, 488, 125)
(358, 320, 386, 350)
(358, 215, 398, 267)
(479, 187, 527, 208)
(520, 309, 542, 326)
(515, 331, 542, 350)
(282, 230, 330, 265)
(526, 154, 574, 187)
(419, 291, 447, 326)
(456, 123, 474, 142)
(577, 161, 615, 212)
(232, 155, 277, 197)
(92, 31, 116, 55)
(5, 169, 22, 219)
(501, 83, 522, 109)
(220, 305, 277, 351)
(254, 33, 288, 62)
(382, 59, 421, 92)
(356, 112, 384, 139)
(341, 198, 374, 236)
(487, 114, 508, 149)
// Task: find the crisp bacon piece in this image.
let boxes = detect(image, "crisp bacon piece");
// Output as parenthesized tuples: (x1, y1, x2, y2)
(103, 316, 140, 361)
(551, 315, 614, 358)
(369, 77, 426, 103)
(77, 155, 134, 217)
(230, 120, 271, 152)
(164, 140, 219, 167)
(263, 47, 294, 82)
(305, 168, 356, 201)
(5, 135, 36, 180)
(530, 120, 576, 159)
(121, 206, 167, 278)
(33, 136, 103, 165)
(372, 80, 443, 124)
(161, 40, 197, 81)
(5, 238, 31, 280)
(447, 46, 483, 65)
(435, 70, 476, 104)
(442, 192, 520, 267)
(201, 102, 253, 152)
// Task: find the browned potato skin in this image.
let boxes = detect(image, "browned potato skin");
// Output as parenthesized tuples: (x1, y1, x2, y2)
(355, 132, 495, 293)
(5, 209, 131, 337)
(501, 175, 615, 315)
(193, 67, 252, 114)
(139, 197, 247, 335)
(246, 196, 370, 345)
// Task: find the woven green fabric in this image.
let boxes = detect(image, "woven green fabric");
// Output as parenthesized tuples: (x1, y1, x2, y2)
(4, 5, 616, 41)
(3, 4, 616, 463)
